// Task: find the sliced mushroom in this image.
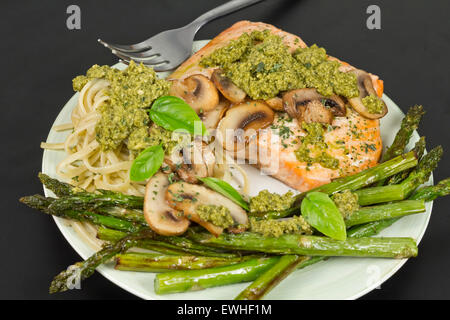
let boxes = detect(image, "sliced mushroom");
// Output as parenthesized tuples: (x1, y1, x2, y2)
(265, 96, 284, 111)
(217, 101, 275, 152)
(282, 88, 346, 124)
(166, 182, 248, 236)
(211, 69, 246, 103)
(164, 140, 215, 184)
(347, 69, 388, 119)
(302, 100, 333, 124)
(143, 173, 190, 236)
(169, 74, 219, 113)
(200, 98, 229, 131)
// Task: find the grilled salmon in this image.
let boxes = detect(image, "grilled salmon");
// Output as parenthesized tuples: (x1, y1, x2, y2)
(169, 21, 383, 192)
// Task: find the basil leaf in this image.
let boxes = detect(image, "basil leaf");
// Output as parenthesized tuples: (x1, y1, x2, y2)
(198, 177, 249, 211)
(130, 145, 164, 182)
(301, 191, 346, 241)
(149, 96, 207, 135)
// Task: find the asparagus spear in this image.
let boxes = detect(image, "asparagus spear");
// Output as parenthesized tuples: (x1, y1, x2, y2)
(382, 105, 425, 162)
(189, 232, 418, 258)
(155, 257, 280, 295)
(38, 172, 144, 202)
(39, 173, 147, 224)
(411, 177, 450, 201)
(345, 200, 425, 227)
(354, 145, 442, 206)
(115, 252, 255, 272)
(354, 185, 405, 206)
(50, 229, 155, 293)
(347, 218, 400, 239)
(400, 146, 443, 197)
(375, 105, 425, 186)
(20, 195, 142, 233)
(38, 173, 144, 212)
(38, 172, 79, 197)
(96, 207, 147, 226)
(348, 177, 450, 238)
(387, 137, 426, 185)
(234, 255, 306, 300)
(97, 227, 240, 258)
(47, 192, 144, 214)
(98, 227, 199, 256)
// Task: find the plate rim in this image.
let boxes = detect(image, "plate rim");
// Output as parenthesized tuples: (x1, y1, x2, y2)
(41, 40, 433, 300)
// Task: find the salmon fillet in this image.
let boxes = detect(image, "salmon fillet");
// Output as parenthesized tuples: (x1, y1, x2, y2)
(255, 111, 381, 192)
(170, 21, 383, 96)
(170, 21, 383, 192)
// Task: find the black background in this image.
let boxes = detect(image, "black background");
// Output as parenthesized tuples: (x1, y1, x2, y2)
(1, 0, 449, 300)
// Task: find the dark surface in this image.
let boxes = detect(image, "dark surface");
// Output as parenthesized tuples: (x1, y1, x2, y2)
(1, 0, 449, 300)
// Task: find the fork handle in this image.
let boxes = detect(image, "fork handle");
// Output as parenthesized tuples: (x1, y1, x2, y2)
(189, 0, 265, 32)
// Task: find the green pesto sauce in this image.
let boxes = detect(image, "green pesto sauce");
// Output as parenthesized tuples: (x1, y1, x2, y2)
(249, 215, 312, 237)
(249, 190, 295, 213)
(196, 204, 234, 228)
(362, 94, 384, 114)
(200, 30, 359, 100)
(73, 61, 171, 151)
(293, 45, 359, 98)
(331, 189, 359, 219)
(295, 122, 339, 169)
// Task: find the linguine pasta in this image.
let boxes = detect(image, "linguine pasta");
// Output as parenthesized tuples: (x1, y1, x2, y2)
(43, 77, 250, 198)
(51, 79, 146, 196)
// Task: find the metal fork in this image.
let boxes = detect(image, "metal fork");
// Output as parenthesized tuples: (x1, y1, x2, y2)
(98, 0, 265, 72)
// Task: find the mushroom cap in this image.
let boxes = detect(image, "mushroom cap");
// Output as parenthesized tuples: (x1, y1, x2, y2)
(169, 74, 219, 113)
(347, 69, 388, 119)
(211, 69, 246, 104)
(143, 173, 190, 236)
(217, 101, 275, 152)
(282, 88, 346, 124)
(166, 182, 248, 236)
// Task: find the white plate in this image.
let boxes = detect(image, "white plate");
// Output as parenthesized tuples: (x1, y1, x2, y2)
(42, 40, 432, 300)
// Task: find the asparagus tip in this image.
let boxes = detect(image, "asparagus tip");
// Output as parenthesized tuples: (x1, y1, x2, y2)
(49, 262, 83, 294)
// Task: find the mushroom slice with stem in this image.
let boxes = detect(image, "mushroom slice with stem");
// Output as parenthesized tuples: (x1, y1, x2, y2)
(217, 101, 275, 152)
(166, 182, 248, 236)
(282, 88, 346, 124)
(169, 74, 219, 113)
(165, 140, 212, 184)
(347, 69, 388, 119)
(211, 69, 246, 103)
(143, 173, 190, 236)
